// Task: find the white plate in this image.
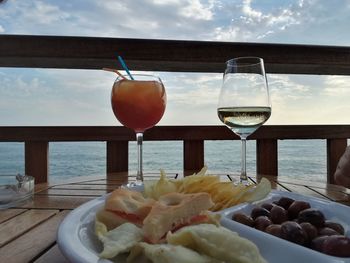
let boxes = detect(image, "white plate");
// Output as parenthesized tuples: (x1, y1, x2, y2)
(57, 190, 350, 263)
(57, 195, 109, 263)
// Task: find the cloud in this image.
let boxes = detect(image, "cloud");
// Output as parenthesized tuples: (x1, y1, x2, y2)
(263, 0, 350, 45)
(323, 76, 350, 96)
(0, 0, 219, 40)
(93, 0, 218, 39)
(44, 69, 114, 92)
(242, 0, 263, 20)
(163, 73, 221, 106)
(268, 75, 311, 97)
(212, 0, 303, 41)
(0, 68, 116, 125)
(211, 0, 349, 45)
(0, 0, 71, 33)
(0, 24, 4, 32)
(260, 74, 350, 125)
(0, 72, 48, 97)
(23, 1, 70, 24)
(1, 0, 349, 44)
(179, 0, 214, 20)
(262, 75, 315, 124)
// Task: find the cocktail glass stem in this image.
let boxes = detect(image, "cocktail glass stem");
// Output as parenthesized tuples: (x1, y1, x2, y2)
(136, 132, 144, 182)
(240, 137, 248, 183)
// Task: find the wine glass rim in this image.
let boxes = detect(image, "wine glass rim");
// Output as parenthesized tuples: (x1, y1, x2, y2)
(115, 74, 162, 81)
(226, 56, 264, 66)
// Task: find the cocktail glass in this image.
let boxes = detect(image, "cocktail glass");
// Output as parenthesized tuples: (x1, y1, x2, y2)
(111, 74, 166, 185)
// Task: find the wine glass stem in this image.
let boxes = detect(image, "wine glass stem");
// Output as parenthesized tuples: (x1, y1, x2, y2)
(136, 132, 144, 182)
(241, 137, 248, 182)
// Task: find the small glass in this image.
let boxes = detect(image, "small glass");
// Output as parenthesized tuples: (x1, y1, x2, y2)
(0, 174, 34, 209)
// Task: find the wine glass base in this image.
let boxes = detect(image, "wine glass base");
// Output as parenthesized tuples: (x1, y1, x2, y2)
(232, 178, 252, 186)
(120, 180, 144, 191)
(126, 180, 143, 187)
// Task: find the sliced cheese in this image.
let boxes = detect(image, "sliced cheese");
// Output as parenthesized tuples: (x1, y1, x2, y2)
(98, 222, 143, 259)
(127, 242, 217, 263)
(167, 224, 267, 263)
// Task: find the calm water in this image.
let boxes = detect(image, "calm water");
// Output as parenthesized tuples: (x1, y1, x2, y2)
(0, 140, 330, 182)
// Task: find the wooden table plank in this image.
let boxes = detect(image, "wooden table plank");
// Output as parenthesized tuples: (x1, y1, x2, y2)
(72, 180, 124, 185)
(52, 184, 118, 191)
(278, 182, 331, 200)
(49, 175, 109, 185)
(278, 176, 350, 202)
(0, 209, 59, 247)
(22, 195, 95, 210)
(0, 208, 27, 224)
(36, 188, 108, 196)
(0, 210, 69, 263)
(34, 182, 50, 193)
(308, 187, 350, 203)
(272, 182, 292, 192)
(277, 176, 350, 195)
(34, 244, 69, 263)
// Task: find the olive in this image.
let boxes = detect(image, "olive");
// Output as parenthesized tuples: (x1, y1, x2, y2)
(298, 208, 325, 227)
(318, 227, 340, 237)
(300, 222, 318, 244)
(270, 205, 288, 224)
(324, 221, 345, 235)
(265, 224, 282, 237)
(232, 213, 254, 227)
(272, 201, 280, 206)
(322, 235, 350, 257)
(254, 216, 272, 231)
(261, 203, 274, 211)
(280, 221, 307, 245)
(288, 201, 311, 219)
(276, 197, 295, 209)
(311, 236, 329, 252)
(251, 207, 270, 220)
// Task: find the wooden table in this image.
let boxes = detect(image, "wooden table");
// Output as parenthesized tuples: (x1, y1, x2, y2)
(0, 173, 349, 263)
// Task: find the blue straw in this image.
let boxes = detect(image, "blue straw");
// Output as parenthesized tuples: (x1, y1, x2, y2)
(117, 56, 134, 80)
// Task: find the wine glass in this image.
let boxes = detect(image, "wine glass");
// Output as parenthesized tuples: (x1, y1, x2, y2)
(217, 57, 271, 183)
(111, 74, 167, 185)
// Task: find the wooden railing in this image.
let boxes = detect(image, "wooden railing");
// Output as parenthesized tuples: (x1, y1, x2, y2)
(0, 125, 349, 184)
(1, 35, 350, 184)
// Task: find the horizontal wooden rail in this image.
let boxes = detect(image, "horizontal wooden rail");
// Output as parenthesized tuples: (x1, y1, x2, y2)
(1, 35, 350, 75)
(1, 125, 350, 141)
(0, 125, 349, 184)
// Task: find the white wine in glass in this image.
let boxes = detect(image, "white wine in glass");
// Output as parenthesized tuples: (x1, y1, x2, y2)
(217, 57, 271, 183)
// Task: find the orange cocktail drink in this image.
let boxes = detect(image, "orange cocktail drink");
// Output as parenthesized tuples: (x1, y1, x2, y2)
(111, 77, 166, 132)
(111, 74, 166, 183)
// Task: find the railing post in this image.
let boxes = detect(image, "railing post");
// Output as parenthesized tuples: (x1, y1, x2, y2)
(106, 141, 129, 180)
(256, 139, 278, 176)
(327, 138, 347, 184)
(25, 141, 49, 184)
(183, 140, 204, 175)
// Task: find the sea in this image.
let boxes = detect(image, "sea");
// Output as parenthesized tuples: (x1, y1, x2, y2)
(0, 139, 334, 183)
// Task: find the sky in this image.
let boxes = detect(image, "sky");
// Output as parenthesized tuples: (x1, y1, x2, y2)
(1, 0, 350, 126)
